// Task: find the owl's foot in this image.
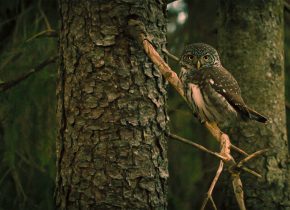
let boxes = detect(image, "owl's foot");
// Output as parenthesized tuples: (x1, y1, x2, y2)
(219, 133, 234, 162)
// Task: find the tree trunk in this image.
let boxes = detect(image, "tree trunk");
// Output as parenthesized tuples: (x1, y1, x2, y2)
(56, 1, 168, 209)
(218, 0, 289, 209)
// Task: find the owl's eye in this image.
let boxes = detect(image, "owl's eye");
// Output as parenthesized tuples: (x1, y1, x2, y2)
(187, 55, 194, 60)
(203, 55, 209, 60)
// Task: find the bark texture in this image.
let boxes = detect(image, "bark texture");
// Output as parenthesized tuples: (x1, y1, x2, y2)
(218, 0, 289, 209)
(56, 1, 168, 209)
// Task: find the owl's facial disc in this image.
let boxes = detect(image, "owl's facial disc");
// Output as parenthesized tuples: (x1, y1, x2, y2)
(180, 43, 221, 70)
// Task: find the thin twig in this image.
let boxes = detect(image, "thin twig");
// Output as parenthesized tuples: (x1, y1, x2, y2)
(231, 144, 249, 156)
(16, 151, 45, 173)
(209, 196, 218, 210)
(240, 166, 261, 178)
(11, 168, 27, 200)
(209, 162, 223, 207)
(237, 149, 268, 168)
(0, 56, 57, 92)
(0, 6, 33, 28)
(0, 168, 12, 186)
(38, 0, 52, 30)
(26, 29, 58, 42)
(169, 133, 228, 161)
(169, 133, 261, 178)
(162, 48, 179, 62)
(200, 160, 223, 210)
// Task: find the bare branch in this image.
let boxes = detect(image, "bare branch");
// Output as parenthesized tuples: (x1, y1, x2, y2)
(38, 0, 52, 30)
(231, 173, 246, 210)
(26, 30, 58, 42)
(200, 160, 223, 210)
(16, 151, 45, 173)
(169, 133, 228, 161)
(209, 196, 218, 210)
(231, 144, 249, 156)
(237, 149, 268, 168)
(0, 56, 57, 92)
(11, 168, 27, 200)
(162, 48, 179, 62)
(169, 133, 261, 178)
(0, 168, 12, 186)
(239, 166, 261, 178)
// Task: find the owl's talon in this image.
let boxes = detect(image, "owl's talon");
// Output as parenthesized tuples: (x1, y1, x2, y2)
(219, 153, 233, 162)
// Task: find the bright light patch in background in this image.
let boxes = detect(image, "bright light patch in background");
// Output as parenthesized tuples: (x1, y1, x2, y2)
(167, 0, 188, 33)
(177, 11, 187, 24)
(167, 23, 177, 33)
(167, 0, 186, 11)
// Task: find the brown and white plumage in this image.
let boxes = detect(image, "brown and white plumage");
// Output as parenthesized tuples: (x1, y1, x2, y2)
(179, 43, 267, 128)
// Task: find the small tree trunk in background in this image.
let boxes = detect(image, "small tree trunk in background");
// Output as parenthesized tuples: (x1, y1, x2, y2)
(56, 1, 168, 209)
(218, 0, 289, 209)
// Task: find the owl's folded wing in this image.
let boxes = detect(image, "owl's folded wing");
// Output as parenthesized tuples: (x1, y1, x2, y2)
(205, 66, 267, 123)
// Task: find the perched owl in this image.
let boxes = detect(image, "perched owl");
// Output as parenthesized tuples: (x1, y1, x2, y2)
(179, 43, 267, 128)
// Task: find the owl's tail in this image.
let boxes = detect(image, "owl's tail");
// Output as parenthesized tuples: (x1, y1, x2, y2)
(247, 107, 268, 123)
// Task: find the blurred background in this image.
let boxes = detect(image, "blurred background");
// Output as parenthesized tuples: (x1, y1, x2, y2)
(0, 0, 289, 209)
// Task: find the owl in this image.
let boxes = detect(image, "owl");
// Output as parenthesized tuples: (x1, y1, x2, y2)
(179, 43, 267, 128)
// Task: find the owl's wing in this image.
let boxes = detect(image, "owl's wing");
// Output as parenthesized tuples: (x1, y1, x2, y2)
(204, 66, 251, 117)
(205, 66, 267, 123)
(205, 66, 242, 98)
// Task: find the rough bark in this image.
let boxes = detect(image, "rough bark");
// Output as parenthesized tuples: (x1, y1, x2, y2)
(218, 0, 289, 209)
(56, 1, 168, 209)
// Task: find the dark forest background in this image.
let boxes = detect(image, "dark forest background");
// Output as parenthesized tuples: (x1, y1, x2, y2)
(0, 0, 289, 209)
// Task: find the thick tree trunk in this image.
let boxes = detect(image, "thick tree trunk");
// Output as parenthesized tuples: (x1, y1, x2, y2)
(56, 1, 168, 209)
(218, 0, 289, 209)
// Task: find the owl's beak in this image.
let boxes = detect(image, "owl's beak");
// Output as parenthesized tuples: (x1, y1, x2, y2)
(196, 60, 201, 70)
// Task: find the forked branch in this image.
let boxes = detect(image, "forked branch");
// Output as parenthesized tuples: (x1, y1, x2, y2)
(200, 160, 223, 210)
(168, 133, 263, 178)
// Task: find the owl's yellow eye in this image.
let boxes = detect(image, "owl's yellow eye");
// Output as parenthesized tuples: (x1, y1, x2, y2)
(187, 55, 194, 60)
(203, 55, 209, 60)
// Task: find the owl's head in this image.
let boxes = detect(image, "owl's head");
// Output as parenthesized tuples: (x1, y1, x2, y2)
(179, 43, 221, 70)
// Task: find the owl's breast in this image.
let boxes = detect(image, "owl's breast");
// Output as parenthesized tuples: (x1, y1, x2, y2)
(185, 82, 237, 128)
(179, 67, 201, 85)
